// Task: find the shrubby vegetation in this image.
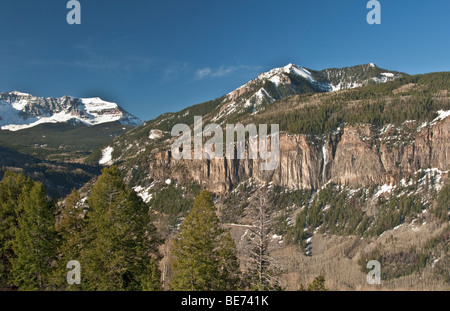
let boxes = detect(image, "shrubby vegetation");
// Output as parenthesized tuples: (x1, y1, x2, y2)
(359, 226, 449, 282)
(299, 275, 328, 291)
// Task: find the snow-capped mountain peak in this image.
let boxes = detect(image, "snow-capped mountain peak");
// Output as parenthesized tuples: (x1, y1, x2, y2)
(212, 63, 405, 122)
(10, 91, 32, 97)
(256, 63, 315, 84)
(0, 92, 142, 131)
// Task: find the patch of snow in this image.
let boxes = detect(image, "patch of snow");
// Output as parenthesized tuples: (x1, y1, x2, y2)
(272, 234, 282, 240)
(149, 129, 163, 140)
(99, 146, 114, 165)
(322, 143, 327, 181)
(431, 110, 450, 125)
(133, 185, 153, 203)
(10, 91, 32, 97)
(241, 229, 249, 241)
(374, 184, 394, 198)
(381, 72, 394, 78)
(432, 258, 440, 268)
(288, 64, 315, 82)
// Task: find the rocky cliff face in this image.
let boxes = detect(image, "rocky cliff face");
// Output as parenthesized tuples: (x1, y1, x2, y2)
(148, 116, 449, 194)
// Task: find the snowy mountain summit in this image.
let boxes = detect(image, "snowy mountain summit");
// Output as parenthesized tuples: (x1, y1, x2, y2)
(212, 63, 404, 121)
(0, 91, 142, 131)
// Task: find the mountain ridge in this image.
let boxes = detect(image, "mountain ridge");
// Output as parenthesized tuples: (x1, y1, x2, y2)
(211, 63, 405, 122)
(0, 91, 142, 131)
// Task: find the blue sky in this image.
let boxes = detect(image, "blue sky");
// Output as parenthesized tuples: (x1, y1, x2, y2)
(0, 0, 449, 121)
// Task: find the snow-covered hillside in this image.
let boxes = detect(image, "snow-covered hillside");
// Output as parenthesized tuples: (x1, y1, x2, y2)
(0, 91, 142, 131)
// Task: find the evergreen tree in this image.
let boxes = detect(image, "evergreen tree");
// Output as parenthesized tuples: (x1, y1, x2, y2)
(51, 189, 85, 290)
(306, 275, 328, 291)
(170, 190, 240, 291)
(216, 232, 241, 290)
(81, 166, 161, 291)
(0, 171, 33, 289)
(299, 275, 328, 291)
(11, 181, 58, 290)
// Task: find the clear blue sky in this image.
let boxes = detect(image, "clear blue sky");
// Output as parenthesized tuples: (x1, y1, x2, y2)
(0, 0, 448, 121)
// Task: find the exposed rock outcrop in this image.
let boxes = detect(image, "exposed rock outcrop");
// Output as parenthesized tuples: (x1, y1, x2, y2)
(148, 117, 449, 194)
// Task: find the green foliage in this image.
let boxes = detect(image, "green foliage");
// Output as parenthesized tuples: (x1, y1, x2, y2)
(286, 210, 308, 247)
(0, 171, 34, 289)
(151, 98, 224, 132)
(170, 191, 240, 291)
(433, 182, 449, 222)
(287, 181, 434, 241)
(11, 181, 58, 290)
(268, 187, 311, 241)
(51, 189, 85, 290)
(269, 186, 311, 211)
(0, 145, 100, 199)
(216, 232, 242, 290)
(0, 121, 133, 161)
(370, 189, 423, 236)
(149, 183, 200, 228)
(80, 166, 161, 291)
(299, 275, 328, 291)
(254, 72, 450, 136)
(304, 185, 364, 235)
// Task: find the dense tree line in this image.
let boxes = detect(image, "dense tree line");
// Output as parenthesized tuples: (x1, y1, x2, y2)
(254, 72, 450, 137)
(0, 171, 57, 290)
(286, 179, 447, 247)
(0, 168, 161, 291)
(1, 170, 285, 291)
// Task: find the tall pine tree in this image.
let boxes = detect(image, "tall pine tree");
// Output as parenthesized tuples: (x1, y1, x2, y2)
(11, 181, 58, 290)
(0, 171, 33, 289)
(170, 190, 240, 291)
(80, 166, 161, 291)
(51, 189, 86, 290)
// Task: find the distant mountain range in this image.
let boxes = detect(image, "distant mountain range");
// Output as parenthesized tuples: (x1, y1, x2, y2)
(0, 91, 142, 166)
(0, 91, 141, 131)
